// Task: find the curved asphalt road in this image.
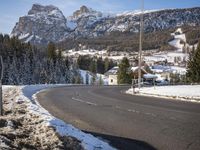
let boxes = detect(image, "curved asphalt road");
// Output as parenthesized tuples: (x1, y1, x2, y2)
(37, 86, 200, 150)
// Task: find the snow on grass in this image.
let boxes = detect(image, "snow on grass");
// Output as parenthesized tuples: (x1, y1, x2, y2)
(150, 65, 186, 75)
(169, 38, 183, 50)
(144, 52, 188, 64)
(126, 85, 200, 103)
(64, 49, 107, 57)
(168, 28, 186, 52)
(105, 55, 125, 60)
(17, 84, 115, 150)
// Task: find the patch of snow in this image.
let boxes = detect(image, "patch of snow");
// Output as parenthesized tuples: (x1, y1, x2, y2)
(97, 73, 108, 85)
(169, 38, 183, 51)
(126, 85, 200, 103)
(25, 35, 34, 43)
(13, 84, 116, 150)
(79, 70, 93, 85)
(170, 66, 186, 75)
(105, 55, 125, 60)
(155, 74, 165, 81)
(64, 49, 107, 57)
(49, 9, 63, 18)
(175, 28, 183, 34)
(144, 52, 188, 64)
(116, 9, 160, 17)
(169, 28, 186, 52)
(67, 20, 77, 30)
(18, 33, 30, 40)
(150, 65, 186, 75)
(108, 24, 128, 32)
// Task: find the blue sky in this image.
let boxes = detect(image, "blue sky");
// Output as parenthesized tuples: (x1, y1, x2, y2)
(0, 0, 200, 34)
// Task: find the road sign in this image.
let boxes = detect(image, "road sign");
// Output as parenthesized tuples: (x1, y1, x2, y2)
(0, 56, 3, 115)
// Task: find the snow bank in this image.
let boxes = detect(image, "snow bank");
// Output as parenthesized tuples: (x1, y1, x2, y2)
(126, 85, 200, 103)
(19, 85, 115, 150)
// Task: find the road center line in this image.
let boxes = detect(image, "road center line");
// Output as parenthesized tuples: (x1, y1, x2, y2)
(71, 97, 98, 106)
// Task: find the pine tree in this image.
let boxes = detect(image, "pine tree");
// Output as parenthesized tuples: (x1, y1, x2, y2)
(47, 42, 57, 61)
(89, 60, 97, 74)
(96, 57, 105, 74)
(117, 57, 131, 84)
(187, 41, 200, 83)
(104, 57, 109, 72)
(98, 75, 104, 85)
(85, 73, 89, 85)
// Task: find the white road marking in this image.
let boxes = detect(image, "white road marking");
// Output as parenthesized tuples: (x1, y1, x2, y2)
(169, 116, 176, 120)
(72, 97, 157, 118)
(127, 109, 136, 113)
(71, 97, 98, 106)
(145, 112, 157, 117)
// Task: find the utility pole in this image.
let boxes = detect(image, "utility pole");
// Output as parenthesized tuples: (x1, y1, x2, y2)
(0, 56, 3, 115)
(138, 0, 144, 89)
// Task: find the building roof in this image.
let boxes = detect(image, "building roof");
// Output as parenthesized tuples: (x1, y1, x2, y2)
(105, 66, 119, 75)
(143, 73, 158, 79)
(131, 66, 148, 74)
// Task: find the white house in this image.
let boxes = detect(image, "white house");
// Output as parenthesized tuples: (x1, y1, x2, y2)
(105, 66, 119, 85)
(108, 74, 118, 85)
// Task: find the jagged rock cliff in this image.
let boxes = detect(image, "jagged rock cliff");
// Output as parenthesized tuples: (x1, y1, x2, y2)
(11, 4, 69, 45)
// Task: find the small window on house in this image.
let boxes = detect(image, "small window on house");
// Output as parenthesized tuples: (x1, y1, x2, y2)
(111, 79, 113, 83)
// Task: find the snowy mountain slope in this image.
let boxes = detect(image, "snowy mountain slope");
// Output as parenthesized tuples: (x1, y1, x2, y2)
(169, 28, 186, 52)
(11, 4, 200, 45)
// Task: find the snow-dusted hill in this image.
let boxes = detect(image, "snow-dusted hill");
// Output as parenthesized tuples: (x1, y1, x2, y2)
(11, 4, 200, 45)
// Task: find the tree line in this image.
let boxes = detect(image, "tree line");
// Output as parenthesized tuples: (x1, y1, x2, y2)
(58, 29, 176, 52)
(77, 55, 116, 74)
(0, 34, 80, 85)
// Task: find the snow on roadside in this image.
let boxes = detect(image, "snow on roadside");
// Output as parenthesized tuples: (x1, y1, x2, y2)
(126, 85, 200, 103)
(20, 85, 115, 150)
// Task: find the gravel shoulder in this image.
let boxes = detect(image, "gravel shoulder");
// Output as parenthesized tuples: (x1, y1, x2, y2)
(0, 86, 83, 150)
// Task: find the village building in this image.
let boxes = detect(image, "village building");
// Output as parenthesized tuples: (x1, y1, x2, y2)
(104, 66, 119, 85)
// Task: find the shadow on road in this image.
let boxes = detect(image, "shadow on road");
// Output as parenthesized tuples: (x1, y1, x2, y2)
(83, 130, 157, 150)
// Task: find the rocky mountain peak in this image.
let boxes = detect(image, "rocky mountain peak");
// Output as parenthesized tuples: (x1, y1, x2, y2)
(80, 5, 90, 13)
(28, 4, 59, 15)
(11, 4, 69, 45)
(72, 5, 101, 19)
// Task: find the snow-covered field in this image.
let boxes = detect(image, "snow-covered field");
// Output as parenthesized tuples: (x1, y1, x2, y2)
(126, 85, 200, 103)
(144, 28, 190, 65)
(1, 85, 115, 150)
(63, 49, 107, 57)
